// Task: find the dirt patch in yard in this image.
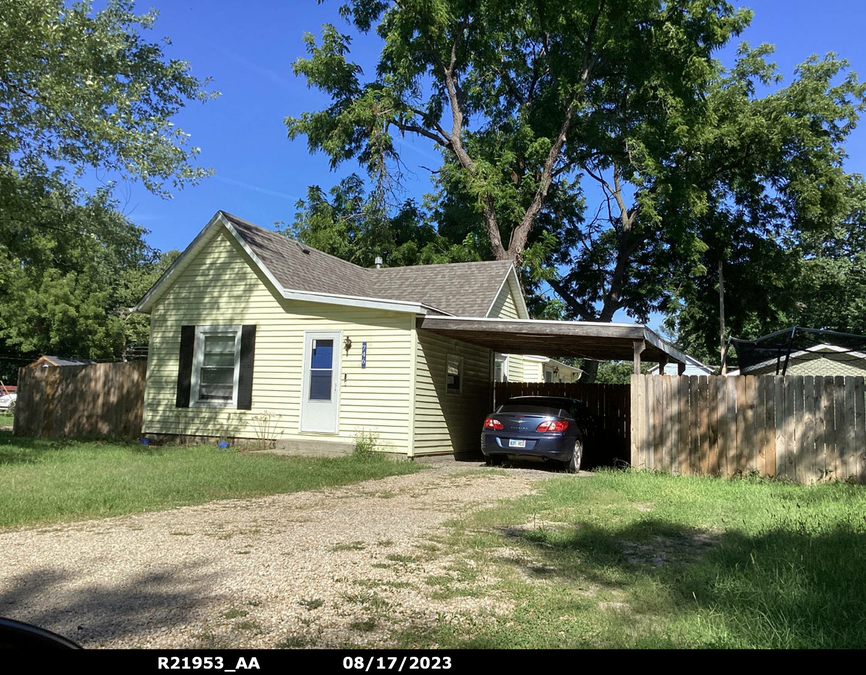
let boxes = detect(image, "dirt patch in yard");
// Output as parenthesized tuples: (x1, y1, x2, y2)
(0, 461, 557, 648)
(621, 531, 721, 567)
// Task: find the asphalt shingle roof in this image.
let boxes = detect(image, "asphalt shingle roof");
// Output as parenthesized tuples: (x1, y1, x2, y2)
(221, 211, 513, 317)
(370, 261, 512, 318)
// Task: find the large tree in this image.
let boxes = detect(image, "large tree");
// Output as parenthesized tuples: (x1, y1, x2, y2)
(668, 173, 866, 363)
(0, 171, 178, 362)
(0, 0, 213, 374)
(287, 173, 483, 267)
(287, 1, 866, 380)
(287, 0, 749, 268)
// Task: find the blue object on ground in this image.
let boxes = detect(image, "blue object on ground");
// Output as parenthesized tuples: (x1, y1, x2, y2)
(140, 438, 149, 445)
(218, 441, 230, 449)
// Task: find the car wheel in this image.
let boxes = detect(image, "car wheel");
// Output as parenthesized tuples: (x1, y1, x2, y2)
(566, 439, 583, 473)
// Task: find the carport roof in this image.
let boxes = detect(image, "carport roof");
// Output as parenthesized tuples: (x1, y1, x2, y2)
(418, 316, 688, 365)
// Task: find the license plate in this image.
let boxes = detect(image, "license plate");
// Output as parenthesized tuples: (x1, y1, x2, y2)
(508, 439, 526, 448)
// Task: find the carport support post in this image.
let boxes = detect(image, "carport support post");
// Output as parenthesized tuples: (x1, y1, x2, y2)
(677, 361, 686, 375)
(633, 339, 645, 375)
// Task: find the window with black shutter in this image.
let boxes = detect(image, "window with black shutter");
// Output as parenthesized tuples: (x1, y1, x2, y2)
(175, 325, 257, 409)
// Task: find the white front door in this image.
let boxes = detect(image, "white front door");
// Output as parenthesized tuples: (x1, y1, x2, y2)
(301, 331, 341, 433)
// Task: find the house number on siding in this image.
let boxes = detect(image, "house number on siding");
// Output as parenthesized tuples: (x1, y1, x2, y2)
(361, 342, 367, 368)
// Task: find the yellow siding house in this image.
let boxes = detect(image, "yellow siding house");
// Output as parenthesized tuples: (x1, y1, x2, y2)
(135, 211, 535, 457)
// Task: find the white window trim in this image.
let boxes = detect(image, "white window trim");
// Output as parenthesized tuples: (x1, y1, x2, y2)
(446, 354, 463, 396)
(190, 325, 243, 408)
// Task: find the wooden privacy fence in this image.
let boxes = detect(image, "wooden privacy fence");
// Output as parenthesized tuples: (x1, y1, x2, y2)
(494, 381, 631, 463)
(631, 374, 866, 483)
(14, 360, 148, 439)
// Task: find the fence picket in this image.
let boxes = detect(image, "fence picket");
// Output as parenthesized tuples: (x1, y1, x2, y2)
(824, 377, 837, 480)
(773, 376, 785, 478)
(760, 377, 775, 477)
(679, 376, 690, 475)
(854, 377, 865, 483)
(843, 377, 855, 481)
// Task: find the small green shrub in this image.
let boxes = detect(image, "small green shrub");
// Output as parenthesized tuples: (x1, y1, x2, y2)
(353, 429, 383, 460)
(276, 635, 312, 648)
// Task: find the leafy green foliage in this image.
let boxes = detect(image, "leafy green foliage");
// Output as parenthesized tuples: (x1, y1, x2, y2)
(0, 0, 216, 195)
(556, 44, 866, 328)
(0, 0, 212, 374)
(288, 1, 866, 369)
(286, 174, 482, 267)
(0, 171, 178, 361)
(793, 177, 866, 335)
(668, 174, 866, 363)
(287, 0, 750, 264)
(593, 361, 651, 384)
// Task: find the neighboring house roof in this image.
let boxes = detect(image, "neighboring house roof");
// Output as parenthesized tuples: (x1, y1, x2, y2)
(524, 355, 583, 374)
(29, 355, 96, 367)
(728, 343, 866, 376)
(546, 358, 583, 374)
(134, 211, 518, 317)
(648, 354, 713, 375)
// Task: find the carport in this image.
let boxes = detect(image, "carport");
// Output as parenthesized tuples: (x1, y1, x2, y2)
(418, 316, 689, 373)
(417, 316, 688, 466)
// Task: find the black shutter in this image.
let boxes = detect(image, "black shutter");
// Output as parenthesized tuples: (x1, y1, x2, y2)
(237, 325, 256, 410)
(176, 325, 196, 408)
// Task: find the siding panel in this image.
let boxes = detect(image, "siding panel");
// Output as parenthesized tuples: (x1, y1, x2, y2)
(413, 330, 491, 455)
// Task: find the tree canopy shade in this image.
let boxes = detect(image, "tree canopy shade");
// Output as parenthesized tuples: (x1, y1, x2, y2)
(668, 174, 866, 363)
(0, 0, 216, 195)
(0, 170, 179, 362)
(554, 44, 866, 328)
(285, 174, 484, 268)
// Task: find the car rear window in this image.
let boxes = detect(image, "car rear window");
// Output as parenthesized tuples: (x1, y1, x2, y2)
(498, 402, 564, 416)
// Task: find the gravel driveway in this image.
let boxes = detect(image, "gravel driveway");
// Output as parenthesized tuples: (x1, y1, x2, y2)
(0, 460, 559, 648)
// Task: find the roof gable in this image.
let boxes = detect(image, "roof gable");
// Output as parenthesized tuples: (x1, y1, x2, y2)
(485, 265, 529, 319)
(134, 211, 517, 318)
(738, 343, 866, 374)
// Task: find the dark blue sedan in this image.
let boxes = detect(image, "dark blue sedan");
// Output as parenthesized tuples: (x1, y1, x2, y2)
(481, 396, 594, 472)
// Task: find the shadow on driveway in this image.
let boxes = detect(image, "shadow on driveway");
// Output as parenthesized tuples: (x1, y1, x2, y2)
(0, 561, 219, 645)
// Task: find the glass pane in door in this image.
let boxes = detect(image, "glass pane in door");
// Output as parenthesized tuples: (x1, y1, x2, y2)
(309, 339, 334, 400)
(311, 340, 333, 369)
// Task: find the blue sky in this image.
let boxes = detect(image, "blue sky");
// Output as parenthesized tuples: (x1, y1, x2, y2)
(82, 0, 866, 330)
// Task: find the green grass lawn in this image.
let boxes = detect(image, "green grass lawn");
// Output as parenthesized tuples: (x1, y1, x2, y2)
(0, 431, 420, 529)
(396, 469, 866, 650)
